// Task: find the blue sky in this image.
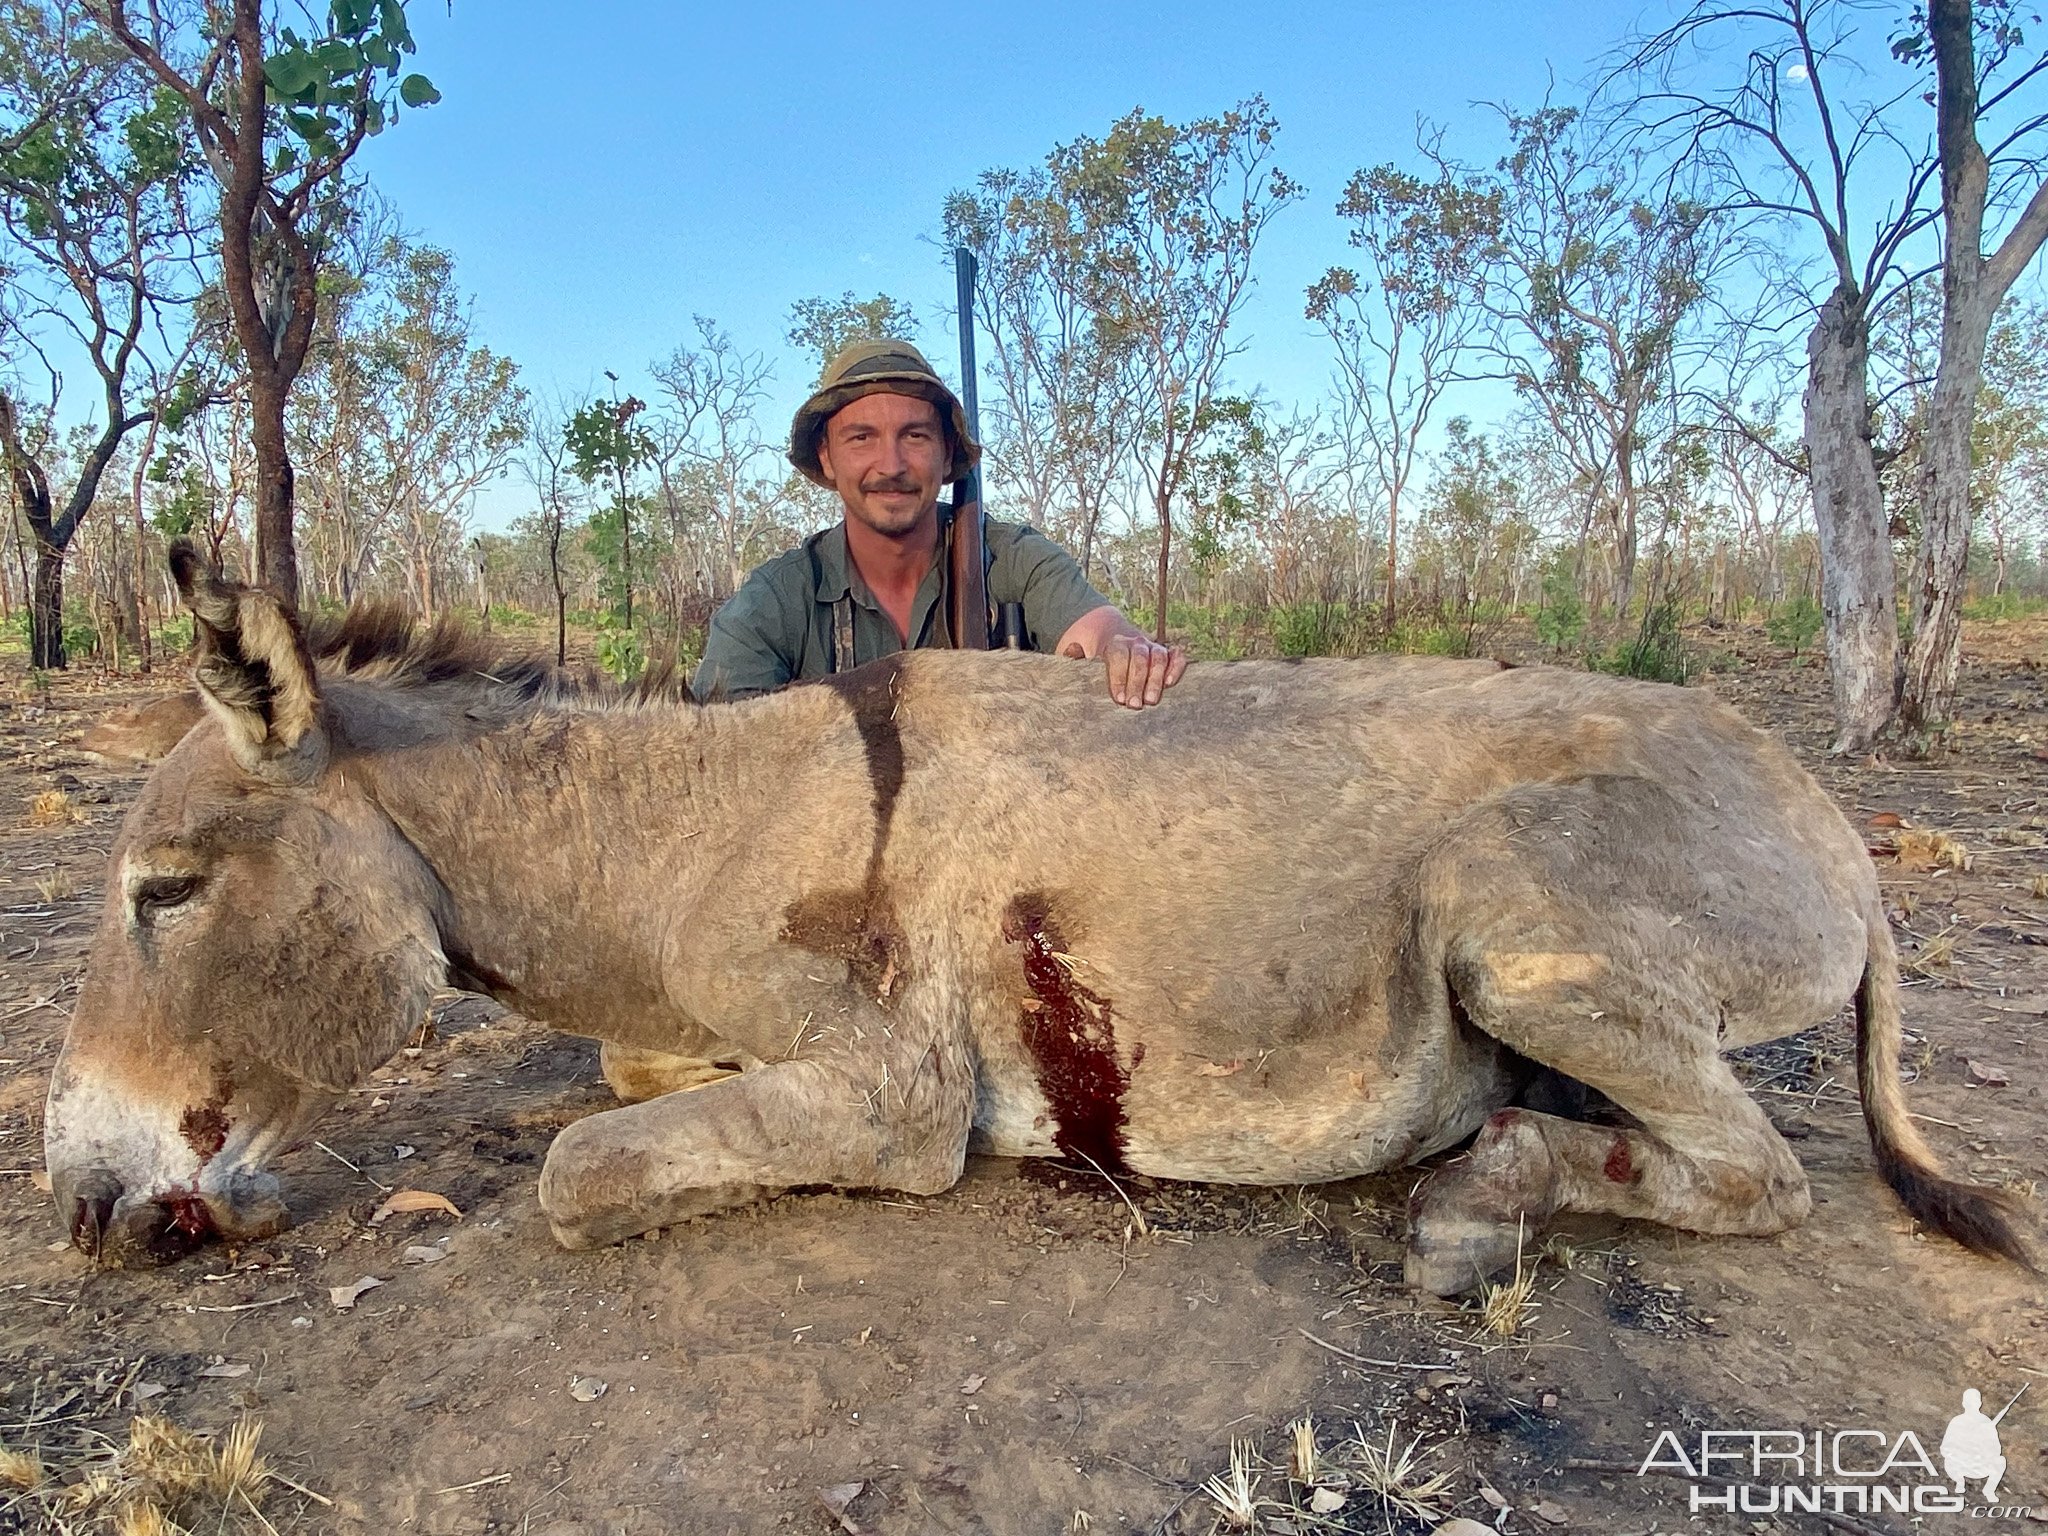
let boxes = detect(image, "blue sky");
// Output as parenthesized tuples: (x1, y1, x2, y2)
(356, 0, 1640, 528)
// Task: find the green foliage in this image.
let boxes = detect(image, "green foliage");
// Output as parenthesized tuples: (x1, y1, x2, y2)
(1591, 590, 1694, 684)
(1270, 600, 1370, 658)
(1765, 594, 1824, 656)
(153, 613, 194, 656)
(1962, 591, 2048, 621)
(594, 620, 645, 685)
(786, 292, 917, 377)
(1534, 564, 1586, 654)
(263, 0, 439, 166)
(1169, 601, 1253, 661)
(565, 397, 654, 486)
(486, 603, 540, 630)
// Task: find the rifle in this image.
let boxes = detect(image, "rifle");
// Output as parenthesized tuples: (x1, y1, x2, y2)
(946, 248, 1026, 650)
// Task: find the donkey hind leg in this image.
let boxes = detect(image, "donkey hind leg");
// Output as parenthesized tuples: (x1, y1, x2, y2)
(598, 1037, 754, 1105)
(1402, 774, 1855, 1296)
(542, 1009, 973, 1250)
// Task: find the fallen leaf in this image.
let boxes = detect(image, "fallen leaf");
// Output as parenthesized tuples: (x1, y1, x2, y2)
(1968, 1060, 2011, 1087)
(402, 1244, 448, 1265)
(393, 1145, 416, 1160)
(817, 1481, 870, 1536)
(1431, 1521, 1496, 1536)
(567, 1376, 607, 1402)
(370, 1188, 462, 1226)
(1194, 1059, 1245, 1077)
(132, 1382, 168, 1401)
(1478, 1481, 1509, 1510)
(959, 1374, 985, 1395)
(198, 1363, 250, 1379)
(29, 1170, 51, 1194)
(1530, 1499, 1570, 1525)
(1867, 811, 1905, 828)
(1309, 1486, 1346, 1514)
(329, 1275, 384, 1310)
(818, 1482, 864, 1517)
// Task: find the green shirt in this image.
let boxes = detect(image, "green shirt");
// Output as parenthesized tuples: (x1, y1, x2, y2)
(693, 515, 1110, 698)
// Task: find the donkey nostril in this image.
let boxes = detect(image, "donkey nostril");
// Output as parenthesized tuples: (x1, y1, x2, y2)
(63, 1172, 122, 1254)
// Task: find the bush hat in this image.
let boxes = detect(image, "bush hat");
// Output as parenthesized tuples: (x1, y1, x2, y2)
(788, 339, 982, 488)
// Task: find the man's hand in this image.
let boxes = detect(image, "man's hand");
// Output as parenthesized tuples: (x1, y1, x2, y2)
(1054, 605, 1189, 708)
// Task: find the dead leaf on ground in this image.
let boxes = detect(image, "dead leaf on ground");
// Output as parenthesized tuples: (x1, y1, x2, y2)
(1968, 1060, 2012, 1087)
(402, 1243, 448, 1265)
(1867, 811, 1906, 828)
(818, 1480, 870, 1536)
(1477, 1481, 1510, 1509)
(1431, 1521, 1497, 1536)
(567, 1376, 607, 1402)
(1530, 1499, 1571, 1525)
(1891, 827, 1971, 871)
(1308, 1486, 1346, 1514)
(197, 1363, 250, 1379)
(370, 1188, 462, 1225)
(1194, 1059, 1246, 1077)
(329, 1275, 384, 1310)
(959, 1374, 985, 1395)
(29, 1170, 51, 1194)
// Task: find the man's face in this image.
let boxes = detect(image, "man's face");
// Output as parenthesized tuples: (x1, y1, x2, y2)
(817, 391, 950, 539)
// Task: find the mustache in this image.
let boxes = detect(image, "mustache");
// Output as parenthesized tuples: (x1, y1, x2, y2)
(860, 474, 922, 495)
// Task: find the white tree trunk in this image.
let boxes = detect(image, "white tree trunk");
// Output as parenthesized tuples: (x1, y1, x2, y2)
(1802, 291, 1899, 753)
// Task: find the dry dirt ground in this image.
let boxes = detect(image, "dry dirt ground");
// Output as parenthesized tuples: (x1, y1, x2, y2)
(0, 620, 2045, 1536)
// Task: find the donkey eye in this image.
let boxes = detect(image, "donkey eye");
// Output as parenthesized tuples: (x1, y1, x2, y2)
(135, 875, 203, 918)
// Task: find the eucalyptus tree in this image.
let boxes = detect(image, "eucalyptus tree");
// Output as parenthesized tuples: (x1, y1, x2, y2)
(786, 291, 916, 382)
(91, 0, 440, 605)
(1307, 155, 1496, 624)
(944, 167, 1143, 577)
(1467, 105, 1724, 621)
(1893, 0, 2048, 729)
(1043, 97, 1302, 636)
(0, 2, 209, 667)
(1623, 0, 2048, 748)
(649, 316, 793, 600)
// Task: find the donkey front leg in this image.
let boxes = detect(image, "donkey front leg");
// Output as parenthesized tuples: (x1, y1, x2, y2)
(539, 1012, 973, 1249)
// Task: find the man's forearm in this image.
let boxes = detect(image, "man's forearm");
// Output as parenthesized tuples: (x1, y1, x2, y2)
(1054, 603, 1187, 709)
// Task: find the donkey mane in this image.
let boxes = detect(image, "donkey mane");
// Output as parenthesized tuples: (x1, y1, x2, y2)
(301, 603, 691, 712)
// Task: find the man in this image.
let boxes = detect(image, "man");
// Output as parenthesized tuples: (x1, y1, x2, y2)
(691, 339, 1186, 706)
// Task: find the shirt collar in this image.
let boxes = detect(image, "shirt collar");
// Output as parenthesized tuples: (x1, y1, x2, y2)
(813, 510, 956, 608)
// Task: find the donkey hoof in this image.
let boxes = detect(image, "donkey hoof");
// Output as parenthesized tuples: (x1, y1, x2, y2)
(1402, 1214, 1526, 1296)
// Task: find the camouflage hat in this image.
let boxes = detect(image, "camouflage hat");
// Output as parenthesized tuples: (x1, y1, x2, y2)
(788, 339, 981, 488)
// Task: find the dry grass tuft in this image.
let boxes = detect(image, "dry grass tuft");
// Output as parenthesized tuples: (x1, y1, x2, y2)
(1286, 1413, 1320, 1485)
(1200, 1438, 1261, 1529)
(1476, 1222, 1536, 1338)
(2032, 873, 2048, 900)
(1, 1414, 274, 1536)
(1907, 923, 1962, 978)
(28, 788, 84, 826)
(1349, 1419, 1454, 1524)
(0, 1445, 43, 1490)
(35, 868, 76, 903)
(1892, 827, 1970, 871)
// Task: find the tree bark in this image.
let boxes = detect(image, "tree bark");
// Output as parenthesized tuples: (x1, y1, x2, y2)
(1802, 289, 1899, 752)
(1899, 288, 1994, 731)
(31, 540, 65, 670)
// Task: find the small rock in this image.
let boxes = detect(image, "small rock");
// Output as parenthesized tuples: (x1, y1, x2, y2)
(329, 1275, 384, 1310)
(959, 1374, 985, 1395)
(568, 1376, 608, 1403)
(1431, 1521, 1496, 1536)
(1308, 1486, 1346, 1514)
(1541, 1392, 1559, 1408)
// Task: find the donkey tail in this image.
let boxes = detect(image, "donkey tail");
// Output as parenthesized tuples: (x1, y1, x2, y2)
(1856, 902, 2035, 1269)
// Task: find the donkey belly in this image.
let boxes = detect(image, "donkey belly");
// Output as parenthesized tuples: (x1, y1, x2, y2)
(966, 1009, 1514, 1186)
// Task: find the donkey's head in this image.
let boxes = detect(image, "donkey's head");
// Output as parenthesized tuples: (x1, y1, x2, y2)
(45, 544, 449, 1264)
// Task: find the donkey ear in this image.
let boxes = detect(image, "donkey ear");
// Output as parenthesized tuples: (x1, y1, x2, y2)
(168, 539, 325, 780)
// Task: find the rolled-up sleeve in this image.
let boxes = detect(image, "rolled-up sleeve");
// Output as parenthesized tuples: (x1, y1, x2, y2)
(987, 522, 1110, 652)
(692, 570, 806, 699)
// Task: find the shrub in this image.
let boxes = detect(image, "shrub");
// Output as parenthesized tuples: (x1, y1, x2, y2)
(1591, 591, 1693, 684)
(1765, 594, 1824, 657)
(1963, 591, 2047, 621)
(1534, 567, 1586, 655)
